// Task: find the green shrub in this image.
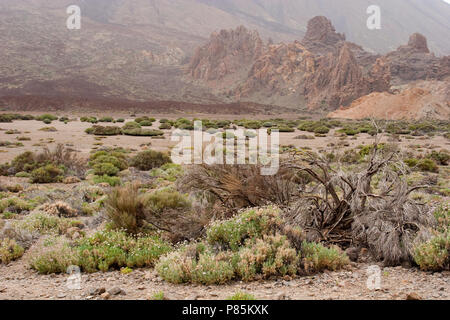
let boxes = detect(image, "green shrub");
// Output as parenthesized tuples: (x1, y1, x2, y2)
(159, 123, 172, 130)
(0, 238, 24, 264)
(139, 120, 153, 127)
(93, 175, 121, 186)
(93, 162, 120, 176)
(156, 245, 234, 285)
(417, 159, 439, 173)
(11, 151, 36, 172)
(151, 291, 166, 300)
(207, 207, 281, 251)
(81, 116, 98, 124)
(130, 150, 172, 171)
(29, 237, 77, 274)
(429, 150, 449, 166)
(414, 234, 449, 271)
(99, 117, 114, 123)
(301, 242, 349, 274)
(36, 114, 58, 123)
(227, 292, 256, 300)
(25, 212, 80, 233)
(85, 125, 122, 136)
(30, 231, 172, 274)
(314, 126, 330, 134)
(142, 188, 191, 214)
(31, 164, 65, 183)
(89, 150, 128, 177)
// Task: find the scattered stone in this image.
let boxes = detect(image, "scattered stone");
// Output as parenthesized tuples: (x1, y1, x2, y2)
(406, 293, 422, 300)
(108, 287, 124, 296)
(100, 292, 111, 300)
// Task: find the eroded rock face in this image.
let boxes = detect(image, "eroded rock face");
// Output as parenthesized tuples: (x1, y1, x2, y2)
(303, 44, 390, 109)
(188, 26, 264, 83)
(302, 16, 346, 55)
(385, 33, 449, 84)
(236, 41, 315, 98)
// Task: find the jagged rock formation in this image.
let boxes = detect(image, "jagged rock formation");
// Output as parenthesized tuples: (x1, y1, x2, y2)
(302, 16, 346, 55)
(187, 16, 389, 110)
(188, 26, 264, 88)
(385, 33, 450, 85)
(186, 16, 449, 117)
(236, 41, 315, 98)
(303, 44, 390, 109)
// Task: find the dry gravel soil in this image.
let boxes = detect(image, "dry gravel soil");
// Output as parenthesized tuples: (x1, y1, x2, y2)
(0, 257, 448, 300)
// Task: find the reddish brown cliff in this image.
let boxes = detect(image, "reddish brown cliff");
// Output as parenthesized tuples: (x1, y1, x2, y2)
(188, 26, 264, 86)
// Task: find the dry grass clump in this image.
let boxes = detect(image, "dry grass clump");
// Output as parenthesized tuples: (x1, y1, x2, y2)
(235, 235, 298, 281)
(0, 238, 24, 264)
(40, 201, 78, 217)
(105, 183, 207, 242)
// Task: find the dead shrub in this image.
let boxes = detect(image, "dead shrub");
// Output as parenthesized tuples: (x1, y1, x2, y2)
(286, 141, 436, 266)
(178, 164, 298, 212)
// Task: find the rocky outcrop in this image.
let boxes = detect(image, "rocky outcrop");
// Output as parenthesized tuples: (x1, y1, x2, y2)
(385, 33, 450, 85)
(236, 41, 315, 98)
(187, 26, 264, 85)
(303, 44, 390, 109)
(302, 16, 346, 54)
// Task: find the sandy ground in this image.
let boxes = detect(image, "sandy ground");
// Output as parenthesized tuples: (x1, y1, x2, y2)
(1, 119, 449, 163)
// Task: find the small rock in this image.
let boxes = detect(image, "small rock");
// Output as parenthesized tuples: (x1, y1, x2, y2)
(277, 293, 289, 300)
(108, 287, 123, 295)
(100, 292, 111, 300)
(406, 293, 422, 300)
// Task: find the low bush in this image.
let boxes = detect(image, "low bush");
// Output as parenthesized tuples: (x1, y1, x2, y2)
(93, 175, 121, 186)
(428, 150, 449, 166)
(29, 231, 172, 274)
(89, 149, 128, 177)
(301, 242, 350, 274)
(234, 234, 298, 281)
(159, 123, 172, 130)
(206, 207, 281, 251)
(31, 164, 65, 183)
(85, 125, 122, 136)
(0, 238, 24, 264)
(414, 234, 449, 271)
(227, 292, 256, 300)
(130, 150, 172, 171)
(36, 114, 58, 123)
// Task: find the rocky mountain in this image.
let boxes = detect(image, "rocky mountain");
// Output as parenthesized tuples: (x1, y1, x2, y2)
(0, 0, 448, 117)
(187, 17, 392, 110)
